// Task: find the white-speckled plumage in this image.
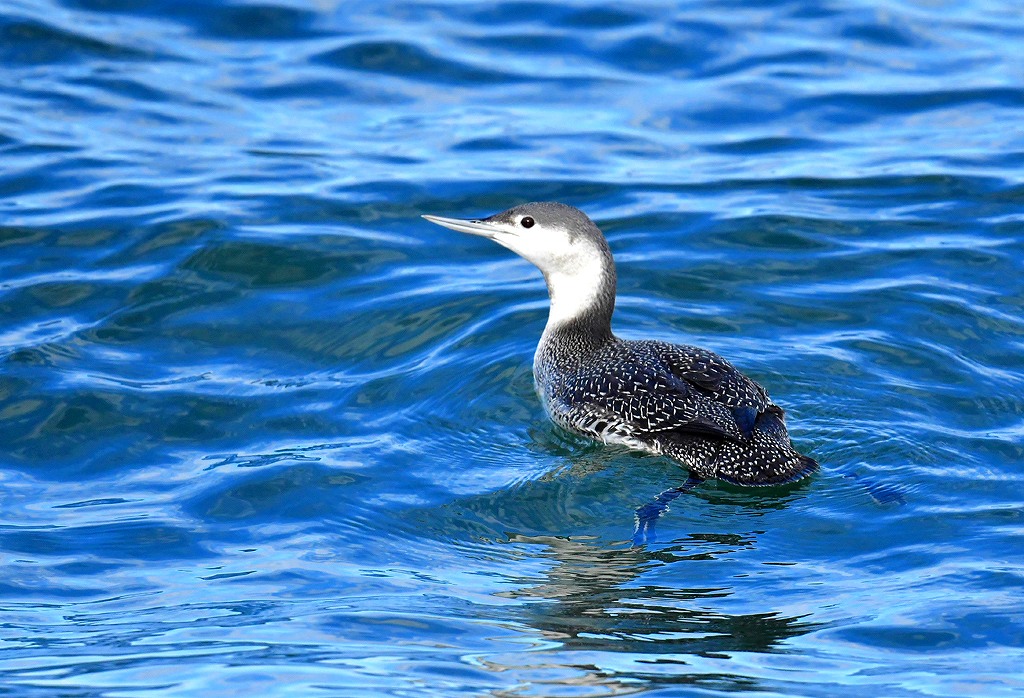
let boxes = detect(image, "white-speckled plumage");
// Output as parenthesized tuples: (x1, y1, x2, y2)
(423, 202, 817, 486)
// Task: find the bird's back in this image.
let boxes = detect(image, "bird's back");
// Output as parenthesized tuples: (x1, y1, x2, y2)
(535, 333, 817, 486)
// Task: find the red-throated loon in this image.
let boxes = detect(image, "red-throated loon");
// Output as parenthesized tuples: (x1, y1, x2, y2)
(423, 202, 817, 486)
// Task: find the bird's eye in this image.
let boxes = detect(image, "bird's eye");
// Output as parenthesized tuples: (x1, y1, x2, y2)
(521, 216, 535, 228)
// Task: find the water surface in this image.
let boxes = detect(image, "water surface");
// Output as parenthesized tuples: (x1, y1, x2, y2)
(2, 1, 1023, 696)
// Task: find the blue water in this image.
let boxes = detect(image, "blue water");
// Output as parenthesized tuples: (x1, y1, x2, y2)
(2, 1, 1023, 695)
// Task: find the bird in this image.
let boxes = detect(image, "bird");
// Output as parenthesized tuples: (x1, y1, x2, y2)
(422, 202, 817, 486)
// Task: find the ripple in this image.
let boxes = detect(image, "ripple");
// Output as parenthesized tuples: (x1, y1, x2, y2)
(601, 33, 720, 75)
(0, 16, 152, 65)
(705, 136, 826, 155)
(190, 4, 325, 41)
(797, 87, 1024, 120)
(315, 40, 526, 84)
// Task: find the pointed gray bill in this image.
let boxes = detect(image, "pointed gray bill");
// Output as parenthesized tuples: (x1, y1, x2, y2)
(421, 214, 502, 238)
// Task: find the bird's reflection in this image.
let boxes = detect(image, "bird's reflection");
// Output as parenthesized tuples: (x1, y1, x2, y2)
(496, 530, 817, 657)
(408, 450, 820, 691)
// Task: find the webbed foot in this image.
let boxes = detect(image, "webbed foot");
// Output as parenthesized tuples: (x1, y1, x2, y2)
(632, 476, 703, 546)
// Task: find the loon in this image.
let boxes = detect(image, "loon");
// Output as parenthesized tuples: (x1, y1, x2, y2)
(423, 202, 817, 486)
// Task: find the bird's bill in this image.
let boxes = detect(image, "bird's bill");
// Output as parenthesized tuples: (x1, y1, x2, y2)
(421, 214, 507, 239)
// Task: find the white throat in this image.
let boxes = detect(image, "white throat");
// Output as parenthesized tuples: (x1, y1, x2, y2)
(541, 252, 610, 333)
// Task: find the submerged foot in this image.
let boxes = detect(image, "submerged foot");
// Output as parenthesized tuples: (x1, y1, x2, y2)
(632, 476, 704, 546)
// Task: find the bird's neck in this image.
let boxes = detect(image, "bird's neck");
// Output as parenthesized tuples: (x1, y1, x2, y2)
(540, 253, 617, 349)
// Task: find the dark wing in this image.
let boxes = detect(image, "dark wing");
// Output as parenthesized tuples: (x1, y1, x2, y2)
(556, 341, 753, 443)
(641, 340, 780, 439)
(641, 341, 774, 408)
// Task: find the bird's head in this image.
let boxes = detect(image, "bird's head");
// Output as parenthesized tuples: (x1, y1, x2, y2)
(423, 201, 611, 279)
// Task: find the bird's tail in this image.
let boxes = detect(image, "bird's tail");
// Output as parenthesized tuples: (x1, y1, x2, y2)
(665, 410, 818, 487)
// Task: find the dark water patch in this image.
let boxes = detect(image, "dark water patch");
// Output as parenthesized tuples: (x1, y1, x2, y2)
(462, 31, 578, 56)
(236, 78, 359, 102)
(712, 214, 840, 251)
(62, 0, 165, 11)
(452, 135, 528, 151)
(184, 462, 371, 523)
(794, 87, 1024, 126)
(456, 1, 575, 26)
(76, 182, 172, 213)
(111, 218, 224, 263)
(189, 3, 325, 41)
(81, 279, 235, 346)
(0, 226, 49, 248)
(315, 40, 526, 84)
(62, 0, 326, 41)
(706, 136, 825, 155)
(840, 21, 925, 48)
(2, 519, 209, 562)
(601, 34, 719, 75)
(705, 48, 841, 80)
(0, 164, 74, 200)
(838, 624, 983, 653)
(560, 6, 644, 29)
(0, 16, 153, 65)
(53, 497, 133, 509)
(74, 74, 174, 104)
(181, 241, 353, 289)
